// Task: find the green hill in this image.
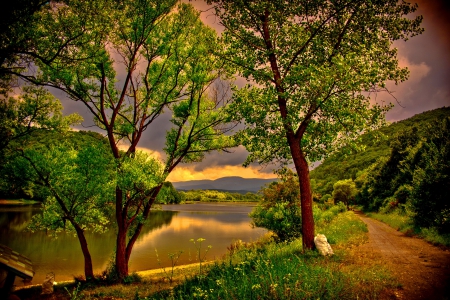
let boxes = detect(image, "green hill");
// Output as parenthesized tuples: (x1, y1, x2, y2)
(310, 107, 450, 198)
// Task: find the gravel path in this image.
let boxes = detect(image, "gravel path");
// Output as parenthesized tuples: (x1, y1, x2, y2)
(355, 211, 450, 299)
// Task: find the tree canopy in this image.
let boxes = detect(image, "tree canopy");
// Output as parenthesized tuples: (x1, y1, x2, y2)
(0, 85, 82, 157)
(208, 0, 423, 249)
(11, 141, 114, 279)
(16, 0, 236, 280)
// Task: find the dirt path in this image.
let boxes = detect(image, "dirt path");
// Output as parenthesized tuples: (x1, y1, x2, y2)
(355, 211, 450, 299)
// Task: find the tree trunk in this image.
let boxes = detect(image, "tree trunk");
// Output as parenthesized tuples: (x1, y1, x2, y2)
(288, 137, 315, 250)
(115, 187, 129, 280)
(73, 224, 94, 280)
(260, 9, 315, 250)
(125, 185, 163, 265)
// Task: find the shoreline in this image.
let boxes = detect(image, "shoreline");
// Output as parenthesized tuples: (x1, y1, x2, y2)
(14, 261, 215, 291)
(0, 199, 40, 205)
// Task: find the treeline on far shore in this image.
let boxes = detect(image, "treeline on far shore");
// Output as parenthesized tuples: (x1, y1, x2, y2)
(155, 183, 261, 204)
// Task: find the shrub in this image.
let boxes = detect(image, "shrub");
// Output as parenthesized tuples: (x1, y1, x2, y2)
(320, 193, 332, 203)
(332, 179, 357, 209)
(250, 202, 302, 242)
(249, 168, 301, 242)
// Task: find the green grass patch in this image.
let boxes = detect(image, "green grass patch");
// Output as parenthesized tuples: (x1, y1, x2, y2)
(147, 208, 395, 300)
(367, 210, 413, 232)
(15, 207, 399, 299)
(419, 227, 450, 247)
(367, 210, 450, 247)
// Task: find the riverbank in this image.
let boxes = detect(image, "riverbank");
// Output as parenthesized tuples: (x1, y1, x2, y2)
(0, 199, 40, 205)
(12, 208, 404, 299)
(1, 202, 265, 285)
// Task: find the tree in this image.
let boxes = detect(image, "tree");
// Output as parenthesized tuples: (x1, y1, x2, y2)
(410, 118, 450, 233)
(250, 168, 301, 242)
(20, 0, 235, 280)
(208, 0, 422, 249)
(10, 142, 115, 279)
(332, 179, 356, 209)
(0, 1, 57, 95)
(0, 85, 82, 156)
(156, 182, 182, 204)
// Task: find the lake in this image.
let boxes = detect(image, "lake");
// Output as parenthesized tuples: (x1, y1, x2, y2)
(0, 202, 265, 286)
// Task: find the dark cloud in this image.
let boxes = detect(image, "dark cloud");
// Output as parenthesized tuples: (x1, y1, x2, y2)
(385, 0, 450, 121)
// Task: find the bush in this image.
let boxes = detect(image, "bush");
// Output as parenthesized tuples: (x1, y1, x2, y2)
(156, 182, 182, 204)
(409, 118, 450, 233)
(249, 168, 301, 242)
(250, 202, 302, 242)
(320, 193, 332, 203)
(332, 179, 357, 209)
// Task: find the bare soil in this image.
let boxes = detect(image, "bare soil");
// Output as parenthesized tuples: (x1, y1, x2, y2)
(355, 211, 450, 300)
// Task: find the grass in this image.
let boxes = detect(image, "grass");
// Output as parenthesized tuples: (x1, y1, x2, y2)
(147, 208, 398, 300)
(367, 210, 413, 232)
(14, 206, 400, 299)
(367, 209, 450, 247)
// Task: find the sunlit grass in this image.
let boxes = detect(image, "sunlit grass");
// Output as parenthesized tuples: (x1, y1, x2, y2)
(15, 206, 400, 299)
(367, 210, 413, 232)
(147, 207, 397, 300)
(367, 210, 450, 246)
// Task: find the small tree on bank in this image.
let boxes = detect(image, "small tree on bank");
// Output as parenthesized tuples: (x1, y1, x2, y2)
(11, 142, 115, 279)
(208, 0, 423, 249)
(250, 169, 301, 242)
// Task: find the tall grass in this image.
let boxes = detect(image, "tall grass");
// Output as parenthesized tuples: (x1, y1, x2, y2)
(19, 206, 398, 299)
(147, 206, 396, 300)
(368, 209, 450, 246)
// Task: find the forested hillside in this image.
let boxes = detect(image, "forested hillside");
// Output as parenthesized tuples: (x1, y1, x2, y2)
(311, 107, 450, 236)
(310, 107, 450, 198)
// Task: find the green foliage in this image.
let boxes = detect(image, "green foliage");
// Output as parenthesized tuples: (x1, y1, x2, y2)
(332, 179, 357, 209)
(117, 151, 165, 205)
(0, 85, 82, 155)
(250, 169, 302, 242)
(212, 0, 421, 165)
(367, 210, 413, 233)
(190, 238, 212, 274)
(155, 182, 182, 204)
(65, 282, 83, 300)
(20, 142, 114, 236)
(18, 0, 238, 279)
(0, 130, 110, 200)
(123, 273, 142, 285)
(310, 107, 450, 198)
(0, 1, 54, 95)
(359, 116, 450, 234)
(150, 210, 387, 300)
(180, 190, 260, 203)
(409, 118, 450, 233)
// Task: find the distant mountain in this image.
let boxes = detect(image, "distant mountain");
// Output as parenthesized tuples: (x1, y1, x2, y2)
(172, 176, 277, 193)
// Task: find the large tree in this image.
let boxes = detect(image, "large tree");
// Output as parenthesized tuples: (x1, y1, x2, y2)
(19, 0, 235, 280)
(0, 0, 55, 95)
(208, 0, 422, 249)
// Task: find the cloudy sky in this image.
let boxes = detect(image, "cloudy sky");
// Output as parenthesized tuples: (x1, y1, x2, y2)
(60, 0, 450, 182)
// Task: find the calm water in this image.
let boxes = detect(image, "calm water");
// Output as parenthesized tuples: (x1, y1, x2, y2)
(0, 202, 265, 286)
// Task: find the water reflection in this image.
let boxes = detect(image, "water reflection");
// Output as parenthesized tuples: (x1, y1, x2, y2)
(0, 202, 265, 286)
